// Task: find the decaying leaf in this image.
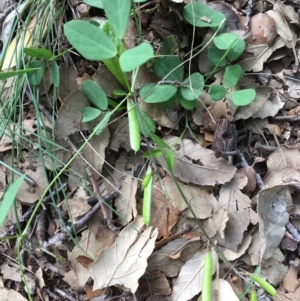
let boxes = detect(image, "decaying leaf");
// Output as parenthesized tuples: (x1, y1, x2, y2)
(244, 13, 277, 45)
(239, 37, 286, 72)
(257, 185, 289, 261)
(115, 176, 138, 225)
(214, 170, 252, 252)
(267, 10, 297, 48)
(147, 238, 201, 277)
(164, 175, 212, 219)
(68, 211, 117, 287)
(148, 180, 180, 239)
(55, 90, 89, 139)
(88, 216, 158, 293)
(156, 137, 237, 186)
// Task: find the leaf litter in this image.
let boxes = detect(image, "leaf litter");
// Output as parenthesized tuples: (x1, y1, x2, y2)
(2, 0, 300, 300)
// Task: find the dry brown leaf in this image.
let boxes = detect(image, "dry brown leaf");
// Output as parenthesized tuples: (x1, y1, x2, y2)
(283, 266, 299, 292)
(61, 198, 91, 220)
(265, 148, 300, 179)
(202, 101, 234, 132)
(215, 170, 252, 251)
(222, 231, 252, 261)
(15, 163, 48, 205)
(239, 166, 257, 193)
(1, 263, 21, 282)
(203, 207, 229, 240)
(164, 175, 212, 219)
(148, 180, 180, 239)
(68, 211, 117, 287)
(265, 167, 300, 188)
(139, 271, 172, 297)
(157, 137, 237, 186)
(192, 91, 215, 126)
(58, 62, 79, 101)
(244, 13, 277, 45)
(258, 185, 289, 261)
(109, 117, 131, 152)
(55, 90, 88, 139)
(239, 37, 286, 72)
(63, 270, 82, 293)
(88, 216, 157, 293)
(261, 248, 288, 286)
(267, 10, 297, 48)
(243, 228, 260, 266)
(115, 176, 138, 225)
(147, 238, 201, 277)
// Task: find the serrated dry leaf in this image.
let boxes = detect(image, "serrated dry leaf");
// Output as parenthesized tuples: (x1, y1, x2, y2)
(88, 216, 158, 293)
(157, 137, 236, 186)
(172, 250, 218, 301)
